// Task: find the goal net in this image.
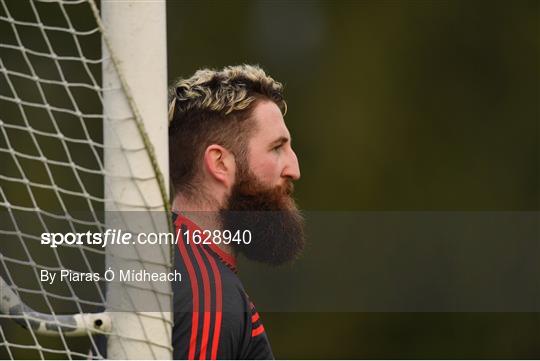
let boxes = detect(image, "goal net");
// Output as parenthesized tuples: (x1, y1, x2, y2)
(0, 0, 171, 359)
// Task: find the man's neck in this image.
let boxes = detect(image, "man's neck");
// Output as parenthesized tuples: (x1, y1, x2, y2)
(172, 193, 235, 257)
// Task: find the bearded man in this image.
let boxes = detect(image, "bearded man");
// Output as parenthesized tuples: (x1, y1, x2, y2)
(168, 65, 305, 359)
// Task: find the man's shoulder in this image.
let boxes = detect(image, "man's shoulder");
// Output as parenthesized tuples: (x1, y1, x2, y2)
(172, 242, 263, 359)
(173, 239, 248, 309)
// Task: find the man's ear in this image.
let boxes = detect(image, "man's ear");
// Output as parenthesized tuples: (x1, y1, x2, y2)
(203, 144, 235, 188)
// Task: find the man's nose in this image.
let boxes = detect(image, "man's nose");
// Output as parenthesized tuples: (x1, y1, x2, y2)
(282, 148, 301, 181)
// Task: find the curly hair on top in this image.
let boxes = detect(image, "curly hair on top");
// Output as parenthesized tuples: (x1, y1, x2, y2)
(168, 64, 286, 121)
(168, 64, 286, 197)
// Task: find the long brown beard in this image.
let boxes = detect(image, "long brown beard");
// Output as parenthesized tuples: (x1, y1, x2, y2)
(220, 171, 305, 266)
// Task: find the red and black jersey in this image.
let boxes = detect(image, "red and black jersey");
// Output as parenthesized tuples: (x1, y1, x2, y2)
(172, 213, 273, 360)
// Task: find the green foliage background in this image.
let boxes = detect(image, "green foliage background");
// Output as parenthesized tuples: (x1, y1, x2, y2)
(165, 1, 538, 358)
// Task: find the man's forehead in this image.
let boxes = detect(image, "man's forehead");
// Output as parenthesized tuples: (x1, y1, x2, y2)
(251, 100, 290, 140)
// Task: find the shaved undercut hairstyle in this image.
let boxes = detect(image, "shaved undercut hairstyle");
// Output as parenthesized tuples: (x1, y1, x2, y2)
(168, 64, 286, 197)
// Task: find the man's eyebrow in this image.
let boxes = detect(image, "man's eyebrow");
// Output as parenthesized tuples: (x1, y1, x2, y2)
(269, 136, 290, 147)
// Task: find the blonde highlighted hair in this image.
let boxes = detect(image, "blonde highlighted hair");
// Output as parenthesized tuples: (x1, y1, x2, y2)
(169, 64, 286, 123)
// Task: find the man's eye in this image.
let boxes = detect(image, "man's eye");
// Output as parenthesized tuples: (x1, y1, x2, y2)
(272, 144, 283, 152)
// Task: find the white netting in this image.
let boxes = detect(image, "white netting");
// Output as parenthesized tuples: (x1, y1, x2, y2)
(0, 0, 171, 359)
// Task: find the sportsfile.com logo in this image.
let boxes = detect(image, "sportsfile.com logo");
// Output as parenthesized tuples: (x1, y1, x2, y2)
(40, 229, 178, 248)
(40, 228, 252, 248)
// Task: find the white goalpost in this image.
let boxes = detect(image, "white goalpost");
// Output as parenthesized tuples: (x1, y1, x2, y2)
(101, 0, 171, 359)
(0, 0, 171, 359)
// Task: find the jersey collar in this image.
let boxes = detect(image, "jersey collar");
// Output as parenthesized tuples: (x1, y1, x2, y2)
(173, 212, 238, 272)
